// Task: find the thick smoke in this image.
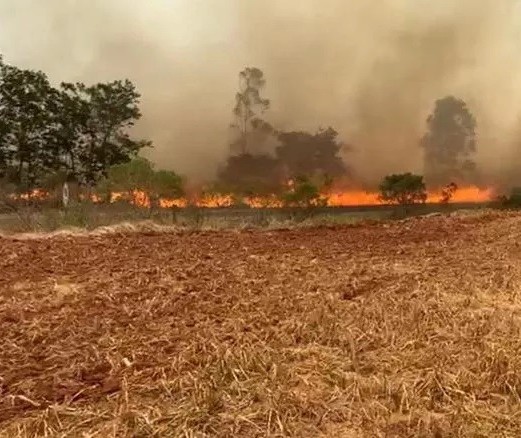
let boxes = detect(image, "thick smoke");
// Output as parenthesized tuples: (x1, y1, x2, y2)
(0, 0, 521, 188)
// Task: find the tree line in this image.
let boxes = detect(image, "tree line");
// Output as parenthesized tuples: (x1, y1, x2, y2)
(0, 57, 480, 206)
(215, 67, 478, 203)
(0, 56, 149, 191)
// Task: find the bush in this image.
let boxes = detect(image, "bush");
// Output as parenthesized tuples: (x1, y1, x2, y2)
(378, 173, 427, 205)
(280, 176, 328, 208)
(97, 157, 184, 207)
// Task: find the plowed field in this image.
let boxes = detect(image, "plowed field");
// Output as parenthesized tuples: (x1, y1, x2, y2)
(2, 211, 521, 437)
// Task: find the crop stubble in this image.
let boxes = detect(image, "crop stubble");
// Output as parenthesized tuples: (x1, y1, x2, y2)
(1, 211, 521, 436)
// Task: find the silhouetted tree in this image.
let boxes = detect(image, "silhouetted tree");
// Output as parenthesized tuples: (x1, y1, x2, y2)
(276, 127, 347, 179)
(421, 96, 477, 186)
(222, 68, 349, 194)
(218, 153, 280, 195)
(231, 67, 271, 154)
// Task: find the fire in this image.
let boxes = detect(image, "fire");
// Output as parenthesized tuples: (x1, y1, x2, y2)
(8, 189, 49, 201)
(326, 185, 494, 206)
(110, 190, 151, 208)
(197, 193, 235, 208)
(159, 198, 187, 208)
(7, 184, 495, 208)
(327, 191, 381, 206)
(430, 185, 493, 203)
(245, 195, 283, 208)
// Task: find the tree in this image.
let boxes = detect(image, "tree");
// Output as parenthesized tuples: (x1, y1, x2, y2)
(101, 156, 155, 192)
(0, 55, 151, 191)
(51, 82, 92, 181)
(217, 153, 281, 195)
(276, 127, 347, 179)
(58, 80, 150, 184)
(421, 96, 477, 186)
(0, 60, 57, 188)
(378, 173, 427, 205)
(231, 67, 270, 154)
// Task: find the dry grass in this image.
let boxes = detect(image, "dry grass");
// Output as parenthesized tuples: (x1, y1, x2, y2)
(1, 210, 521, 436)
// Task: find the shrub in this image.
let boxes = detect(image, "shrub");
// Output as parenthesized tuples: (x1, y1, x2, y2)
(378, 173, 427, 205)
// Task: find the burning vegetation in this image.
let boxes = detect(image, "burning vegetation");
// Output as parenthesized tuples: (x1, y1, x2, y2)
(0, 58, 498, 211)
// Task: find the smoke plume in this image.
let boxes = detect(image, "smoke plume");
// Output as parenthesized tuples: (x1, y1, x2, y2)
(1, 0, 521, 188)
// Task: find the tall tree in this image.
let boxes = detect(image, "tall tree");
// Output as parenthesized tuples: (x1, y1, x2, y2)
(421, 96, 477, 186)
(231, 67, 270, 154)
(51, 82, 91, 181)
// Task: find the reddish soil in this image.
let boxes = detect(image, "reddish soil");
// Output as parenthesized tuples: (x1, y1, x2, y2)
(2, 211, 521, 436)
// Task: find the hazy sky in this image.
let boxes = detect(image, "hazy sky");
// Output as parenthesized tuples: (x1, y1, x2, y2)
(0, 0, 521, 186)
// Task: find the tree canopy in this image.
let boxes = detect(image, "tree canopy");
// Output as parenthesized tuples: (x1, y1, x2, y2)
(421, 96, 477, 186)
(217, 153, 281, 195)
(0, 56, 150, 190)
(276, 127, 347, 179)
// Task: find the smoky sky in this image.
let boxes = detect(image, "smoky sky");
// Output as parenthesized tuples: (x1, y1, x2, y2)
(1, 0, 521, 187)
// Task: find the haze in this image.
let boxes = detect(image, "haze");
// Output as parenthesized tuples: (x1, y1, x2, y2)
(0, 0, 520, 187)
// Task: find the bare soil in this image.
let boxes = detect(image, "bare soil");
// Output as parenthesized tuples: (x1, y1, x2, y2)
(1, 211, 521, 437)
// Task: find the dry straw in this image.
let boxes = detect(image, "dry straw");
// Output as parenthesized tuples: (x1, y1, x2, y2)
(1, 210, 521, 436)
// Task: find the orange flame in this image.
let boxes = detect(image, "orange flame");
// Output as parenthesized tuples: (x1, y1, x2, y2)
(244, 195, 283, 208)
(8, 185, 495, 208)
(326, 185, 494, 206)
(159, 198, 187, 208)
(9, 189, 49, 201)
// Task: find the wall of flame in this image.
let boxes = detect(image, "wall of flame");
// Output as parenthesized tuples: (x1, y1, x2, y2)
(8, 185, 494, 208)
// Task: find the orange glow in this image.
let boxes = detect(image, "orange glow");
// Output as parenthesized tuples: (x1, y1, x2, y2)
(108, 190, 151, 208)
(244, 195, 283, 208)
(90, 193, 102, 203)
(326, 185, 494, 206)
(9, 189, 49, 201)
(7, 184, 494, 208)
(430, 185, 494, 203)
(327, 191, 381, 206)
(159, 198, 187, 208)
(196, 193, 235, 208)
